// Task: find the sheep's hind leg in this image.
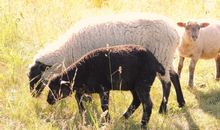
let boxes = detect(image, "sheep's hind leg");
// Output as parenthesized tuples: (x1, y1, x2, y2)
(215, 55, 220, 80)
(99, 91, 110, 122)
(178, 56, 185, 78)
(134, 82, 153, 128)
(170, 70, 185, 107)
(159, 80, 171, 113)
(122, 90, 141, 119)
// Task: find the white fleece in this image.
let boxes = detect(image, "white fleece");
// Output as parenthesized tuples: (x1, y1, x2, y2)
(34, 13, 180, 82)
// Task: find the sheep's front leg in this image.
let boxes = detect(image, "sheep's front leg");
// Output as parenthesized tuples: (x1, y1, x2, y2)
(178, 56, 185, 77)
(75, 92, 85, 115)
(159, 80, 171, 113)
(188, 59, 198, 87)
(135, 82, 153, 128)
(122, 90, 141, 119)
(215, 55, 220, 80)
(169, 70, 185, 107)
(99, 91, 110, 122)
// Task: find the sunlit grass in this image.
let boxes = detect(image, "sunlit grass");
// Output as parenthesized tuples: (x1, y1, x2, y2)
(1, 0, 220, 129)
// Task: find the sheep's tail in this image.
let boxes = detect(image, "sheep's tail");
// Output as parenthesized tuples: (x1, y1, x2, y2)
(157, 63, 165, 76)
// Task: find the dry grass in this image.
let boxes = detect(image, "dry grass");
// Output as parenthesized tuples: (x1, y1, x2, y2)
(0, 0, 220, 129)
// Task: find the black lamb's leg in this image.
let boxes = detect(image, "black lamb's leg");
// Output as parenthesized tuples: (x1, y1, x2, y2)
(159, 80, 171, 114)
(75, 92, 85, 115)
(135, 81, 153, 129)
(170, 70, 185, 108)
(99, 91, 110, 122)
(122, 90, 141, 119)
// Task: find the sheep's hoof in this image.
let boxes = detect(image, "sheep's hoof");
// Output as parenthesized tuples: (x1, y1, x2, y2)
(177, 98, 186, 108)
(159, 105, 167, 114)
(188, 82, 194, 88)
(215, 77, 220, 81)
(178, 102, 185, 108)
(141, 125, 147, 130)
(141, 121, 148, 130)
(199, 83, 206, 88)
(159, 109, 167, 114)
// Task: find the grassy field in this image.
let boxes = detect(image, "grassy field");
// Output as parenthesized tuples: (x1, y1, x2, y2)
(1, 0, 220, 129)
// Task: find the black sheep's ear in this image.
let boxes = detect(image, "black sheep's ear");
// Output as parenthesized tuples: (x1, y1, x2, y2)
(39, 64, 49, 71)
(36, 61, 51, 71)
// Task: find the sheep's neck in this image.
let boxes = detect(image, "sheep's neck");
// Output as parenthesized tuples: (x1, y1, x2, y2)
(178, 34, 196, 57)
(64, 67, 77, 83)
(181, 33, 194, 46)
(65, 64, 86, 89)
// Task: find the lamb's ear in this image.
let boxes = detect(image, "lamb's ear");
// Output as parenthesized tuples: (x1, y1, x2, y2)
(39, 64, 47, 70)
(199, 22, 209, 28)
(177, 22, 186, 27)
(37, 61, 51, 71)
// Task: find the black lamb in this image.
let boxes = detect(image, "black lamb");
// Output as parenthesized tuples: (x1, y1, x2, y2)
(47, 45, 165, 128)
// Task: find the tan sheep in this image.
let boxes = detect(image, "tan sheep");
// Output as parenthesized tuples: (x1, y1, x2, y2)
(177, 20, 220, 87)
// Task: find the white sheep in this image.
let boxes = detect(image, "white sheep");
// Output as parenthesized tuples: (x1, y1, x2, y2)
(28, 13, 185, 113)
(177, 20, 220, 87)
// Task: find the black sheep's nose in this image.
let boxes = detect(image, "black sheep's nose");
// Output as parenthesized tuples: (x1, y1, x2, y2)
(47, 97, 56, 105)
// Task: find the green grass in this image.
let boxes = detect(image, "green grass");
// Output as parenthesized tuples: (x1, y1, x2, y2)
(1, 0, 220, 129)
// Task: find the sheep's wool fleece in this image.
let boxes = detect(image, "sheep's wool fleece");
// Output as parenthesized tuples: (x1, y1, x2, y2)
(35, 13, 180, 81)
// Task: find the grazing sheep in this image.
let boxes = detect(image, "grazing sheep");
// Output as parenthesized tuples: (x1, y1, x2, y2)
(177, 20, 220, 87)
(28, 13, 185, 113)
(47, 45, 165, 128)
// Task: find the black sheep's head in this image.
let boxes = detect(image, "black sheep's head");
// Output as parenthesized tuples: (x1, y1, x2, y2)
(47, 76, 72, 105)
(28, 61, 51, 97)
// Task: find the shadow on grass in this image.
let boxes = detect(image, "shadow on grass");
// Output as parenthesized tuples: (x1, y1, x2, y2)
(167, 105, 200, 130)
(183, 107, 200, 130)
(190, 88, 220, 120)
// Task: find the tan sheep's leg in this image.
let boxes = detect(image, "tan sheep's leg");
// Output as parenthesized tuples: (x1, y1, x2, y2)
(215, 54, 220, 80)
(178, 56, 185, 78)
(188, 59, 198, 87)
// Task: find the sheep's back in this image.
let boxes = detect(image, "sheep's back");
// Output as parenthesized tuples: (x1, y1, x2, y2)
(75, 45, 157, 90)
(193, 23, 220, 59)
(36, 13, 179, 82)
(71, 14, 179, 68)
